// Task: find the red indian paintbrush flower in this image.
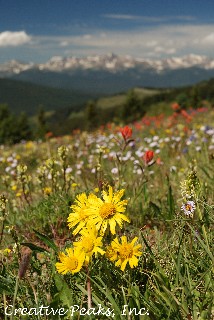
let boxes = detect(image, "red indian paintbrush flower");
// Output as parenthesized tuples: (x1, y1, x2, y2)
(143, 150, 154, 164)
(45, 131, 53, 139)
(171, 103, 180, 111)
(119, 126, 132, 140)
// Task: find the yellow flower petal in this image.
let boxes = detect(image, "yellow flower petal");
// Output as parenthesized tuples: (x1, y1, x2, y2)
(55, 248, 85, 275)
(108, 236, 142, 272)
(86, 186, 129, 236)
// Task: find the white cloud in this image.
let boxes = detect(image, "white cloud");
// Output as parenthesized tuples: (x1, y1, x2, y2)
(102, 14, 196, 23)
(146, 41, 158, 47)
(0, 31, 31, 47)
(27, 23, 214, 62)
(154, 46, 176, 54)
(56, 24, 214, 58)
(84, 24, 214, 58)
(203, 33, 214, 44)
(102, 14, 142, 20)
(83, 34, 92, 40)
(60, 40, 69, 47)
(2, 23, 214, 63)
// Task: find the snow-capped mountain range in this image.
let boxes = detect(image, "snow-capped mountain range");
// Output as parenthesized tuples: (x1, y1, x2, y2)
(1, 53, 214, 75)
(1, 53, 214, 94)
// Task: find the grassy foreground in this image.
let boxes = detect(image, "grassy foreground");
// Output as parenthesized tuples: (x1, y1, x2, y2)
(0, 105, 213, 319)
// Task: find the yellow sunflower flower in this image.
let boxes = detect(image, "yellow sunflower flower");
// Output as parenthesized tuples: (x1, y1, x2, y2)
(43, 187, 52, 195)
(87, 186, 130, 235)
(55, 248, 85, 275)
(110, 236, 142, 271)
(105, 245, 118, 261)
(73, 225, 105, 264)
(67, 193, 92, 235)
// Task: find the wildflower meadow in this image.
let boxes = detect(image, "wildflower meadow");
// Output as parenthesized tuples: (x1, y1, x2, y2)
(0, 104, 213, 319)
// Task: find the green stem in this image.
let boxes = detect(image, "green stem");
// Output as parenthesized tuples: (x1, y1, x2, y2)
(3, 291, 7, 320)
(0, 217, 5, 246)
(62, 165, 67, 192)
(27, 278, 41, 320)
(10, 275, 19, 320)
(86, 267, 92, 309)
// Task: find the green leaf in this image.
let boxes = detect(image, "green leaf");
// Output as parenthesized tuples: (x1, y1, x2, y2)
(149, 201, 162, 217)
(92, 277, 122, 318)
(0, 276, 14, 294)
(199, 166, 213, 180)
(54, 274, 73, 307)
(33, 229, 58, 252)
(187, 223, 214, 263)
(167, 184, 175, 218)
(21, 242, 48, 253)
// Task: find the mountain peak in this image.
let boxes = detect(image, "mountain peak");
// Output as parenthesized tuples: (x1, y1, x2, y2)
(1, 53, 214, 75)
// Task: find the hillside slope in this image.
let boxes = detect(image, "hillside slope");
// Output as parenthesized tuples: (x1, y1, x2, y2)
(0, 78, 96, 115)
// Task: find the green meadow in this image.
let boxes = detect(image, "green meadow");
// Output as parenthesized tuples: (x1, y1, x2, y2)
(0, 100, 213, 319)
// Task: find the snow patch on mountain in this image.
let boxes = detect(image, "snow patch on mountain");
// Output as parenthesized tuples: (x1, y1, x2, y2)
(1, 53, 214, 76)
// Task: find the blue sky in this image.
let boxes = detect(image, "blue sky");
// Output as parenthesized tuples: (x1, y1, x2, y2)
(0, 0, 214, 63)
